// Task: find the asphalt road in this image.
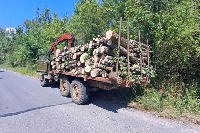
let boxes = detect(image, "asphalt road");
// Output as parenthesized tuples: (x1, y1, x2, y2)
(0, 69, 200, 133)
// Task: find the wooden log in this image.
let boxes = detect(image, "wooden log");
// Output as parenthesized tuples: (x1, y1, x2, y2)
(72, 51, 84, 59)
(106, 30, 129, 48)
(100, 46, 114, 56)
(61, 52, 66, 56)
(82, 68, 86, 75)
(65, 63, 76, 69)
(74, 67, 82, 75)
(99, 37, 109, 44)
(71, 69, 76, 73)
(68, 60, 77, 64)
(93, 48, 101, 55)
(70, 47, 79, 53)
(85, 65, 92, 73)
(93, 55, 100, 63)
(93, 42, 100, 47)
(56, 49, 62, 57)
(90, 68, 102, 78)
(130, 40, 148, 48)
(64, 46, 68, 51)
(106, 40, 118, 49)
(51, 61, 56, 66)
(62, 56, 65, 62)
(141, 53, 148, 57)
(118, 46, 140, 63)
(80, 44, 89, 52)
(142, 57, 148, 60)
(93, 63, 113, 72)
(61, 63, 66, 69)
(55, 58, 60, 62)
(85, 59, 91, 66)
(120, 46, 128, 56)
(76, 61, 83, 67)
(52, 65, 56, 70)
(101, 56, 113, 65)
(130, 64, 140, 70)
(129, 48, 138, 53)
(101, 70, 108, 78)
(130, 53, 137, 57)
(80, 53, 89, 63)
(89, 41, 93, 49)
(106, 30, 150, 51)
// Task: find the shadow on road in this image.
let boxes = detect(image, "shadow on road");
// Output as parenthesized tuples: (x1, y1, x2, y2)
(0, 102, 72, 118)
(88, 90, 128, 113)
(0, 70, 4, 72)
(89, 98, 126, 113)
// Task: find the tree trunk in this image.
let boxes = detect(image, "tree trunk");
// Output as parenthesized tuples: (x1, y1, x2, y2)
(85, 65, 92, 73)
(93, 55, 100, 63)
(85, 59, 91, 66)
(51, 61, 56, 66)
(101, 70, 108, 78)
(76, 61, 83, 67)
(90, 68, 102, 78)
(93, 63, 113, 72)
(106, 30, 128, 48)
(101, 56, 113, 65)
(73, 51, 83, 59)
(80, 53, 89, 63)
(80, 44, 89, 52)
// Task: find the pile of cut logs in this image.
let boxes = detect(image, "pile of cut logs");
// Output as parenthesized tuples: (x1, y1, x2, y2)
(51, 30, 151, 81)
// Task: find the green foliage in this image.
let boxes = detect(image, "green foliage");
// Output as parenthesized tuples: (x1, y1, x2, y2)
(69, 0, 110, 44)
(137, 79, 200, 116)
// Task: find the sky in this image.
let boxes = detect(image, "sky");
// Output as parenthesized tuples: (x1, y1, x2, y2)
(0, 0, 79, 28)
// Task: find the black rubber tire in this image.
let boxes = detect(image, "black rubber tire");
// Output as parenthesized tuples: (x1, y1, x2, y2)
(40, 74, 49, 87)
(60, 76, 71, 97)
(70, 79, 89, 105)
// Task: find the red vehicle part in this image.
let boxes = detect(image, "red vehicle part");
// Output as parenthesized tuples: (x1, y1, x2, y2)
(48, 33, 75, 55)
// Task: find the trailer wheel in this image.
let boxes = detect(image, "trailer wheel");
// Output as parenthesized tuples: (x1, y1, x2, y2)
(40, 74, 49, 87)
(70, 79, 89, 105)
(60, 76, 71, 97)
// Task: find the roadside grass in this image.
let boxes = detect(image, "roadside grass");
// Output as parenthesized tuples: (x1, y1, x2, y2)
(0, 64, 40, 78)
(129, 77, 200, 125)
(93, 79, 200, 125)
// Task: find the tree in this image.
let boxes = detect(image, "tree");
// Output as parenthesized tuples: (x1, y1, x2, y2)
(69, 0, 110, 44)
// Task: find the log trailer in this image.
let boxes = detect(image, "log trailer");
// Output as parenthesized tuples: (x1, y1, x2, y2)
(37, 19, 152, 105)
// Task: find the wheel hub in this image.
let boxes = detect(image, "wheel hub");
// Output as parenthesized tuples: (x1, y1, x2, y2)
(72, 84, 80, 101)
(61, 80, 66, 92)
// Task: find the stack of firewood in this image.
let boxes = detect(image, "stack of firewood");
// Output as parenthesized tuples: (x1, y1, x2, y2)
(51, 30, 152, 81)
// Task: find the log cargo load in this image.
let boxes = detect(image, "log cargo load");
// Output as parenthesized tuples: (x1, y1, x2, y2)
(51, 30, 154, 86)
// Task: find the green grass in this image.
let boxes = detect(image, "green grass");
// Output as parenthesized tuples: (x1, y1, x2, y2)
(132, 78, 200, 124)
(0, 64, 40, 78)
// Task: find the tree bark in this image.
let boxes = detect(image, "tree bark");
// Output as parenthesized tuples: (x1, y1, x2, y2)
(80, 53, 89, 63)
(93, 55, 100, 63)
(93, 63, 113, 72)
(85, 59, 91, 66)
(85, 65, 92, 73)
(80, 44, 89, 52)
(72, 51, 83, 59)
(90, 68, 102, 78)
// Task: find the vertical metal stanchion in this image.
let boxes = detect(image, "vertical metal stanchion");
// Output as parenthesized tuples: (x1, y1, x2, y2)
(139, 30, 142, 79)
(116, 17, 122, 77)
(127, 21, 130, 76)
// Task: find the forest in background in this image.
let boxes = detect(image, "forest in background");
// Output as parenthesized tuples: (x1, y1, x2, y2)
(0, 0, 199, 121)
